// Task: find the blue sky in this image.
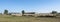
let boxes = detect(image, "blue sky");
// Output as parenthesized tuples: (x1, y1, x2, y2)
(0, 0, 60, 13)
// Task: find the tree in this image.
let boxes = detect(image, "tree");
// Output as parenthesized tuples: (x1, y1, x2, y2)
(4, 9, 8, 15)
(22, 10, 25, 16)
(50, 11, 57, 17)
(51, 11, 57, 14)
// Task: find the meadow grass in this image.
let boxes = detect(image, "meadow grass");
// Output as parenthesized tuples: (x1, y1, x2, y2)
(0, 15, 60, 22)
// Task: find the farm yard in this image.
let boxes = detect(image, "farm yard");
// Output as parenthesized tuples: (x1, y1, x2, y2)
(0, 0, 60, 22)
(0, 15, 60, 22)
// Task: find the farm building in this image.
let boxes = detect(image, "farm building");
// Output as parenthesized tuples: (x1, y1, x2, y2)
(8, 12, 57, 17)
(9, 12, 22, 16)
(24, 12, 35, 14)
(24, 12, 35, 16)
(34, 13, 57, 17)
(0, 13, 2, 15)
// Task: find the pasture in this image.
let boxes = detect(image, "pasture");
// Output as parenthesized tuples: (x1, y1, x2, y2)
(0, 15, 60, 22)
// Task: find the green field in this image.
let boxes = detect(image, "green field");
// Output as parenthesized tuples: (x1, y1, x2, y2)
(0, 15, 60, 22)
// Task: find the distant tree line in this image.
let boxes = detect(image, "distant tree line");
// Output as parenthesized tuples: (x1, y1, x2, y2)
(3, 9, 59, 16)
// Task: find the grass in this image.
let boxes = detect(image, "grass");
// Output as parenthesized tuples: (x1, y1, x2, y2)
(0, 15, 60, 22)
